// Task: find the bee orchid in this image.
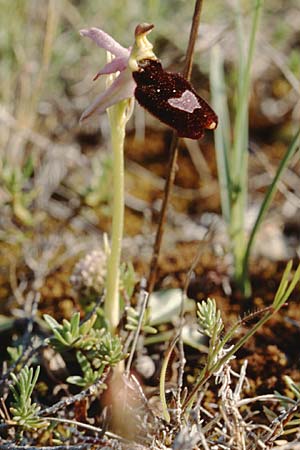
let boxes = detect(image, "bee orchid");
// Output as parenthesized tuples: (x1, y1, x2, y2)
(79, 24, 156, 122)
(80, 23, 217, 139)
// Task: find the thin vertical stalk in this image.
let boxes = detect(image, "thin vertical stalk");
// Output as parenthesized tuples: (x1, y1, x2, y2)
(147, 0, 204, 295)
(105, 100, 128, 333)
(210, 45, 231, 225)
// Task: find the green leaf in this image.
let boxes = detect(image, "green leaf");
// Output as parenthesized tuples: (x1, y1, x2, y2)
(70, 312, 80, 335)
(43, 314, 61, 331)
(66, 375, 87, 386)
(210, 44, 231, 224)
(148, 289, 195, 326)
(159, 337, 178, 423)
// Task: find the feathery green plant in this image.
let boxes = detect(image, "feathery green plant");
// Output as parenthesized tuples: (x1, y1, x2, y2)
(182, 261, 300, 412)
(197, 297, 223, 339)
(9, 366, 49, 431)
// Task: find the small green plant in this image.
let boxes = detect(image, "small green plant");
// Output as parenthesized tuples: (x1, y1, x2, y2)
(197, 297, 223, 339)
(210, 1, 300, 295)
(125, 305, 157, 334)
(43, 312, 97, 351)
(67, 351, 105, 387)
(66, 331, 124, 388)
(7, 345, 23, 365)
(284, 375, 300, 401)
(9, 366, 49, 431)
(95, 331, 124, 367)
(84, 154, 113, 209)
(1, 158, 35, 226)
(181, 260, 300, 412)
(44, 312, 124, 387)
(119, 261, 137, 302)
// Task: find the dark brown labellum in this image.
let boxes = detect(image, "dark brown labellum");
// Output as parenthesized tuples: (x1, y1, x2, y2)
(132, 59, 218, 139)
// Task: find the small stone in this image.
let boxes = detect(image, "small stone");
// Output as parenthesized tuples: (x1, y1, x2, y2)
(134, 354, 156, 379)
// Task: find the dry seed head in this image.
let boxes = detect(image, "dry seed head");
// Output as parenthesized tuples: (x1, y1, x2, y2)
(70, 248, 107, 294)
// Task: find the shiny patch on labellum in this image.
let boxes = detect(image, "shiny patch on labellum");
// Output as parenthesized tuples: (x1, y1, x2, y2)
(132, 59, 218, 139)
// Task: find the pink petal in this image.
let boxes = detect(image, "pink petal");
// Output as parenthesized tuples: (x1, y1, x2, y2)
(93, 56, 128, 80)
(80, 69, 136, 121)
(80, 27, 129, 58)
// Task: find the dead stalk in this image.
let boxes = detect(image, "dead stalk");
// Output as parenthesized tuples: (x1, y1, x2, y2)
(147, 0, 204, 295)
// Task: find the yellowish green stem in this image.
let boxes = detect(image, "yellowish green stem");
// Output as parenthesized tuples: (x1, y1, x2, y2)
(105, 99, 130, 333)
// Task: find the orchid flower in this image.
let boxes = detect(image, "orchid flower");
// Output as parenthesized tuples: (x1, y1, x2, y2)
(79, 23, 157, 334)
(79, 23, 156, 122)
(79, 23, 217, 335)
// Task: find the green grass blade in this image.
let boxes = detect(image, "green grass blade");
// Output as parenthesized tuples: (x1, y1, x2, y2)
(272, 261, 300, 311)
(232, 0, 264, 175)
(70, 312, 80, 336)
(159, 337, 178, 423)
(280, 263, 300, 306)
(43, 314, 61, 331)
(242, 128, 300, 279)
(210, 45, 231, 225)
(233, 0, 245, 99)
(29, 366, 40, 399)
(273, 260, 292, 309)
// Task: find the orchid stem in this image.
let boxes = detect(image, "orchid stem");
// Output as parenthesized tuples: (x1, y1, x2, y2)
(105, 100, 129, 333)
(147, 0, 204, 295)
